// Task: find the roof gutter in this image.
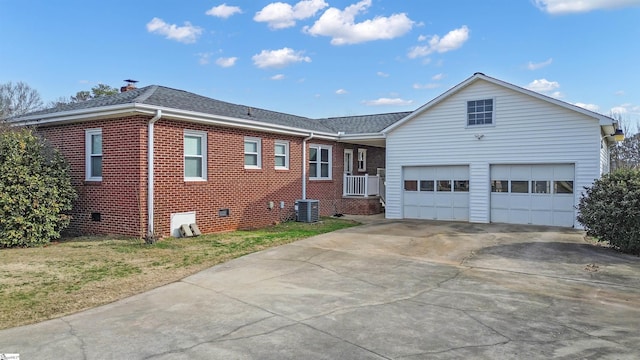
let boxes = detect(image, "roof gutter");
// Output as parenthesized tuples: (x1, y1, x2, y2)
(147, 110, 162, 237)
(13, 103, 338, 139)
(302, 132, 314, 200)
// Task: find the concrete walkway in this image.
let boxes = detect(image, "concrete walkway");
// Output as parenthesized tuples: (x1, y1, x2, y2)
(1, 219, 639, 359)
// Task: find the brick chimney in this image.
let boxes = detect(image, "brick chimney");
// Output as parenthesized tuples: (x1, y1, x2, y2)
(121, 79, 138, 93)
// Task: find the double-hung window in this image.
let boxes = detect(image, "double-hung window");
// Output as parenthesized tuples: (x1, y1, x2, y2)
(309, 144, 332, 180)
(274, 140, 289, 170)
(244, 137, 262, 169)
(184, 130, 207, 181)
(357, 148, 367, 172)
(467, 99, 493, 126)
(85, 128, 102, 181)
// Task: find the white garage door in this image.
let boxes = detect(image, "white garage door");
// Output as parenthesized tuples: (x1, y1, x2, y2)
(403, 166, 469, 221)
(490, 164, 575, 227)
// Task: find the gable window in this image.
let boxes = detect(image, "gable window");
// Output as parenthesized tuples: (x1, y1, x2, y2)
(274, 141, 289, 170)
(467, 99, 493, 126)
(85, 128, 102, 181)
(357, 148, 367, 172)
(309, 144, 332, 180)
(244, 137, 262, 169)
(184, 130, 207, 181)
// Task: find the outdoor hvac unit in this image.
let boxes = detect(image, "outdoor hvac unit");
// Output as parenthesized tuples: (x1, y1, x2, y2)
(296, 199, 319, 223)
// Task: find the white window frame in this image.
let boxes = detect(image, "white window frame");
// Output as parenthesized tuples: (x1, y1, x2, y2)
(466, 98, 495, 127)
(309, 144, 332, 180)
(184, 130, 207, 181)
(244, 137, 262, 169)
(85, 128, 102, 181)
(357, 148, 367, 172)
(344, 149, 353, 175)
(274, 140, 289, 170)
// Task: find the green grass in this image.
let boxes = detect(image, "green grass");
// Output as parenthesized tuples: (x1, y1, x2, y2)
(0, 217, 358, 329)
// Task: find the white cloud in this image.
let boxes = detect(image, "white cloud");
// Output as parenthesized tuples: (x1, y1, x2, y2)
(304, 0, 414, 45)
(254, 0, 328, 29)
(611, 106, 629, 114)
(615, 90, 626, 96)
(526, 78, 560, 93)
(527, 58, 553, 70)
(271, 74, 286, 80)
(363, 97, 413, 106)
(432, 73, 444, 81)
(417, 35, 427, 41)
(146, 17, 203, 43)
(252, 47, 311, 68)
(574, 102, 600, 112)
(198, 52, 213, 65)
(408, 26, 469, 58)
(376, 71, 389, 77)
(216, 57, 238, 67)
(206, 4, 243, 18)
(413, 83, 440, 90)
(534, 0, 640, 14)
(336, 88, 348, 95)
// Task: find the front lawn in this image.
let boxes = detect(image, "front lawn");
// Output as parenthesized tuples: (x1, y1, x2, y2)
(0, 218, 358, 329)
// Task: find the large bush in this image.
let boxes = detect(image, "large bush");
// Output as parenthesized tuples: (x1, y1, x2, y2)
(0, 127, 76, 247)
(577, 169, 640, 255)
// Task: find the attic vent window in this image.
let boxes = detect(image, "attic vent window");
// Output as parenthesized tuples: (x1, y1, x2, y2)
(467, 99, 493, 126)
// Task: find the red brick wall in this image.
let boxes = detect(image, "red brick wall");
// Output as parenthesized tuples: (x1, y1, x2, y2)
(342, 197, 383, 215)
(37, 116, 384, 238)
(37, 116, 148, 237)
(152, 119, 305, 236)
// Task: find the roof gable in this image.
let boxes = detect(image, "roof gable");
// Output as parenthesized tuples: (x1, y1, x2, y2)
(383, 72, 616, 134)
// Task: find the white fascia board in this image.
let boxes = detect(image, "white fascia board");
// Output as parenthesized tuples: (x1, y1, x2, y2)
(338, 133, 385, 141)
(12, 102, 339, 139)
(9, 103, 146, 126)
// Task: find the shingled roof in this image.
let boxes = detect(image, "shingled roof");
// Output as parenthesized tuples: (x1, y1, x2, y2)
(16, 85, 411, 136)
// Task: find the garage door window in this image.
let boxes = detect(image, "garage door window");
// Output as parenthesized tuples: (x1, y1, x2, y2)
(420, 180, 434, 191)
(533, 181, 550, 194)
(511, 181, 529, 193)
(404, 180, 418, 191)
(438, 180, 452, 191)
(454, 180, 469, 192)
(491, 180, 508, 192)
(554, 181, 574, 194)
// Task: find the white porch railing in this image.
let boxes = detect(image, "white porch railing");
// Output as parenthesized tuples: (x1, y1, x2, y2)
(343, 174, 380, 197)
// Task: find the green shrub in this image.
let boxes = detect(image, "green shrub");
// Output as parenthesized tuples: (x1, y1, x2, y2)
(577, 168, 640, 255)
(0, 127, 76, 247)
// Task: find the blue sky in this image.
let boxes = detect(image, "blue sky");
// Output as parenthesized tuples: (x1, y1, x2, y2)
(1, 0, 639, 129)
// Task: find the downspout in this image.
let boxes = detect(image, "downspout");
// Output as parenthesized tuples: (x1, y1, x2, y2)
(302, 132, 314, 199)
(147, 110, 162, 236)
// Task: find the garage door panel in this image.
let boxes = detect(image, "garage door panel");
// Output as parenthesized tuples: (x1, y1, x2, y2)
(404, 205, 419, 219)
(531, 196, 553, 210)
(553, 196, 574, 210)
(531, 211, 553, 226)
(419, 207, 436, 220)
(403, 166, 469, 221)
(437, 207, 454, 220)
(490, 164, 575, 227)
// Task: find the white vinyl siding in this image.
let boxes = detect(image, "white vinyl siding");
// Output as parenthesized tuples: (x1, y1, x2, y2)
(385, 80, 602, 228)
(85, 128, 102, 181)
(184, 130, 207, 181)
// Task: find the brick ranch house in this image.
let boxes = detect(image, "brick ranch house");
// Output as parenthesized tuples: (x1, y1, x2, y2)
(13, 83, 400, 237)
(11, 73, 622, 236)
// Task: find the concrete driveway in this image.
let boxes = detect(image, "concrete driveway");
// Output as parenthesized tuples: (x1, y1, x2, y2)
(2, 219, 640, 359)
